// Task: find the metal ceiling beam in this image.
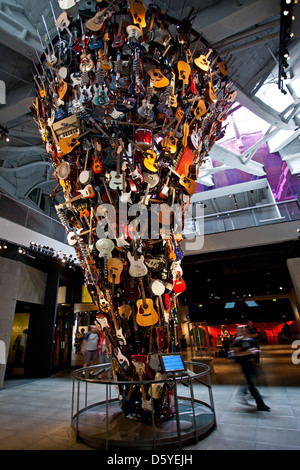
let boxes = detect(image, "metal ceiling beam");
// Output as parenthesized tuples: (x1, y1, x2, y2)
(0, 161, 52, 173)
(0, 84, 34, 124)
(0, 1, 42, 59)
(236, 87, 300, 130)
(213, 19, 280, 48)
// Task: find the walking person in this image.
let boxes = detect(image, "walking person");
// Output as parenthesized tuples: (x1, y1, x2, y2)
(233, 325, 270, 412)
(246, 320, 260, 364)
(81, 325, 100, 376)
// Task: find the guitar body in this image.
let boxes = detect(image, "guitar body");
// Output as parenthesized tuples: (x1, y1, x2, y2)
(127, 252, 148, 277)
(124, 278, 140, 300)
(95, 238, 114, 258)
(205, 82, 217, 103)
(179, 174, 197, 195)
(177, 61, 191, 85)
(143, 150, 158, 173)
(194, 54, 211, 73)
(107, 258, 126, 284)
(59, 133, 80, 153)
(173, 271, 186, 294)
(119, 303, 132, 320)
(58, 0, 83, 17)
(156, 327, 166, 349)
(128, 0, 147, 28)
(92, 156, 103, 174)
(109, 171, 123, 190)
(147, 69, 169, 88)
(136, 297, 158, 326)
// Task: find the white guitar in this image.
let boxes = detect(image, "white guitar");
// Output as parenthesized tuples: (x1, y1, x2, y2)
(58, 0, 83, 17)
(95, 238, 114, 259)
(127, 252, 148, 277)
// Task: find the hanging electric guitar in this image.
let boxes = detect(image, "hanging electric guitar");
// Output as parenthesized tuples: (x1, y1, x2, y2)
(112, 15, 125, 48)
(119, 138, 145, 186)
(92, 139, 103, 174)
(95, 238, 114, 284)
(127, 251, 148, 277)
(106, 290, 127, 347)
(129, 48, 145, 97)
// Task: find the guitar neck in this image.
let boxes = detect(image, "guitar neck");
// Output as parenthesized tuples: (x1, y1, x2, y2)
(106, 290, 119, 332)
(139, 277, 148, 309)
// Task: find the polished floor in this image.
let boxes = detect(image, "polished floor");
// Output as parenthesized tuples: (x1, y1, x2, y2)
(0, 344, 299, 451)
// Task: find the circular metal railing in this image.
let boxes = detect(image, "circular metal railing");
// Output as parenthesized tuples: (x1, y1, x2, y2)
(71, 361, 216, 450)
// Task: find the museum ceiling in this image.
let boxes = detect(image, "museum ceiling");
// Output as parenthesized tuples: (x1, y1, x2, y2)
(0, 0, 299, 215)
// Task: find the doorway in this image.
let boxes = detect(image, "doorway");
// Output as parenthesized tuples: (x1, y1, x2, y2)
(6, 312, 30, 378)
(52, 304, 74, 374)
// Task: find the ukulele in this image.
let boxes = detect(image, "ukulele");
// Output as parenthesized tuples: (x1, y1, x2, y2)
(136, 278, 159, 327)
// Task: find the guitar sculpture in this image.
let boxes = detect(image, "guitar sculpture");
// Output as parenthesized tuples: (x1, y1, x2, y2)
(33, 0, 235, 423)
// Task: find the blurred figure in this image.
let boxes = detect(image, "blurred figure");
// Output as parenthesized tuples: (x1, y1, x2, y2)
(282, 322, 291, 338)
(13, 329, 28, 365)
(99, 333, 111, 375)
(233, 325, 270, 412)
(81, 325, 100, 375)
(220, 324, 231, 357)
(246, 320, 260, 364)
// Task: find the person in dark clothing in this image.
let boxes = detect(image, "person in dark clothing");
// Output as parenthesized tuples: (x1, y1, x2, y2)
(233, 325, 270, 412)
(282, 322, 291, 338)
(246, 320, 260, 364)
